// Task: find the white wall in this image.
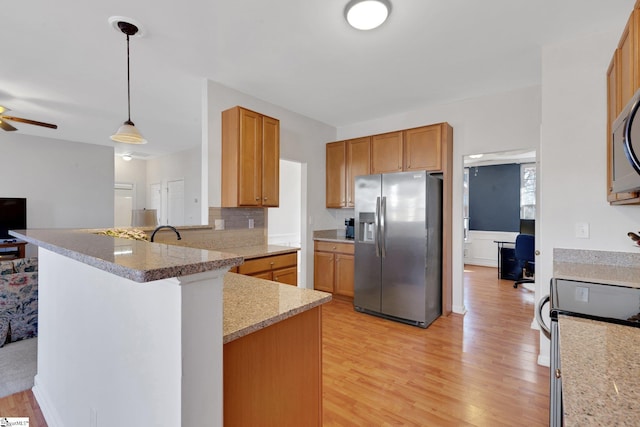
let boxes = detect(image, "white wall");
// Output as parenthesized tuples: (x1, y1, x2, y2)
(337, 85, 542, 314)
(146, 147, 202, 225)
(204, 80, 337, 287)
(114, 157, 147, 210)
(0, 133, 113, 230)
(538, 29, 636, 364)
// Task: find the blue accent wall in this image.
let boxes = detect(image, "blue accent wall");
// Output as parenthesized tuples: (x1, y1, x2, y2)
(469, 164, 520, 232)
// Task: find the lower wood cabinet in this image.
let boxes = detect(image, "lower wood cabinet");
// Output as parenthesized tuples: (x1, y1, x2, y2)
(224, 307, 322, 426)
(313, 241, 354, 297)
(237, 252, 298, 286)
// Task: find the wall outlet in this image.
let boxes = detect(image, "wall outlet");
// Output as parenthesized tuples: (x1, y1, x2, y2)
(575, 222, 589, 239)
(214, 219, 225, 230)
(248, 218, 254, 229)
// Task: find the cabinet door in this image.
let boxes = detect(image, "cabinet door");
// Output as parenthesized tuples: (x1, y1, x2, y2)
(404, 125, 442, 172)
(618, 12, 636, 110)
(608, 52, 621, 202)
(313, 251, 335, 292)
(347, 137, 371, 207)
(334, 253, 354, 297)
(262, 116, 280, 207)
(326, 141, 347, 208)
(371, 132, 403, 174)
(238, 108, 263, 206)
(252, 271, 273, 280)
(273, 266, 298, 286)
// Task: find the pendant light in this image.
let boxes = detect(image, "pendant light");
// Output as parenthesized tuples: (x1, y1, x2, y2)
(345, 0, 391, 30)
(110, 19, 147, 144)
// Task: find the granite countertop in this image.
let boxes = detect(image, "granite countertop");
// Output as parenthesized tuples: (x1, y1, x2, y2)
(558, 315, 640, 426)
(10, 229, 243, 282)
(553, 248, 640, 288)
(313, 229, 354, 244)
(223, 272, 331, 344)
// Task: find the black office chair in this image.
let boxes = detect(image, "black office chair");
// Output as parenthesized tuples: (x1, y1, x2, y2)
(513, 234, 535, 288)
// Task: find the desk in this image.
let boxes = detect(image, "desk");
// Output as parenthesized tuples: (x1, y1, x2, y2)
(494, 240, 517, 280)
(0, 241, 27, 259)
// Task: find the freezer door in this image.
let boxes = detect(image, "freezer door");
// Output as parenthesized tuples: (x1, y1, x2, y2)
(380, 171, 429, 323)
(354, 174, 382, 312)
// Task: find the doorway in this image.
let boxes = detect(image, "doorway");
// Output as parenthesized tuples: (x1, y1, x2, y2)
(462, 149, 537, 294)
(114, 183, 135, 227)
(268, 159, 304, 286)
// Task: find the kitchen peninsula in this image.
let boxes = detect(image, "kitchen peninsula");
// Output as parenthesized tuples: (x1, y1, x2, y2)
(10, 228, 330, 427)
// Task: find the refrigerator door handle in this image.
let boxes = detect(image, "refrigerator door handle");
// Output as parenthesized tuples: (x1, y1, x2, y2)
(375, 196, 381, 257)
(380, 196, 387, 258)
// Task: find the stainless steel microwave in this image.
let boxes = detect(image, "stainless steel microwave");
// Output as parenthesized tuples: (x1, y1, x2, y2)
(612, 88, 640, 193)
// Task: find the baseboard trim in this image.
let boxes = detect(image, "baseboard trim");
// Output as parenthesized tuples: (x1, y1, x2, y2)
(537, 354, 550, 367)
(452, 304, 467, 315)
(33, 375, 63, 427)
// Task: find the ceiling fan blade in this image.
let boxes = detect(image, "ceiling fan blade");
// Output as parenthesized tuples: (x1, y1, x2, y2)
(0, 106, 9, 114)
(0, 120, 18, 131)
(1, 115, 57, 129)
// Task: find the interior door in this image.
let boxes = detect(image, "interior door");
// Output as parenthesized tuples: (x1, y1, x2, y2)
(167, 179, 185, 225)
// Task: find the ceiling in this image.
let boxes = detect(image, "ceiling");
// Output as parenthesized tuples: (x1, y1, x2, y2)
(0, 0, 634, 158)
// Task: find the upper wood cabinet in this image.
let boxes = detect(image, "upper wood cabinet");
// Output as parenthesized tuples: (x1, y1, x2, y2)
(326, 137, 371, 208)
(404, 125, 442, 171)
(371, 131, 403, 174)
(222, 106, 280, 207)
(327, 124, 447, 208)
(606, 8, 640, 204)
(618, 12, 638, 110)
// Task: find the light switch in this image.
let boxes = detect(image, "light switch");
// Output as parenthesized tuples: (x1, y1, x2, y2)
(575, 222, 589, 239)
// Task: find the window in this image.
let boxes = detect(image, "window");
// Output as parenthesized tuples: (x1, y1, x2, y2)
(520, 163, 536, 219)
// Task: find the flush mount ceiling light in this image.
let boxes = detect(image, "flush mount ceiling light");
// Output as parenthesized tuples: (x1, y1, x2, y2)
(109, 16, 147, 145)
(345, 0, 391, 30)
(121, 154, 133, 161)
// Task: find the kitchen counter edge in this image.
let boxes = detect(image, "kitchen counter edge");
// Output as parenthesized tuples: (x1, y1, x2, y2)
(223, 272, 331, 344)
(10, 229, 243, 283)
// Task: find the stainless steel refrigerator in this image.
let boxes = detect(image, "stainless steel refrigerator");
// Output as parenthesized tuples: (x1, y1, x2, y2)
(354, 171, 442, 328)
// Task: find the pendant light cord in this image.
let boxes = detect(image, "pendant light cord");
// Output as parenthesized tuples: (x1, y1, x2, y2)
(126, 33, 132, 123)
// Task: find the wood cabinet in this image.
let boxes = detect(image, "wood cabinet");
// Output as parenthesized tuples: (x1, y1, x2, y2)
(222, 106, 280, 207)
(326, 137, 370, 208)
(313, 241, 354, 298)
(238, 252, 298, 286)
(606, 9, 640, 204)
(224, 306, 322, 426)
(369, 125, 444, 175)
(404, 125, 442, 171)
(371, 131, 403, 173)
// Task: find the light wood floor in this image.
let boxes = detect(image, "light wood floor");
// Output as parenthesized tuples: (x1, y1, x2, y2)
(0, 265, 548, 426)
(322, 265, 549, 426)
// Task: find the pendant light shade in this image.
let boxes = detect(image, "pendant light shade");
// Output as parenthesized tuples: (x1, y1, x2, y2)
(110, 18, 147, 145)
(111, 120, 146, 144)
(345, 0, 391, 30)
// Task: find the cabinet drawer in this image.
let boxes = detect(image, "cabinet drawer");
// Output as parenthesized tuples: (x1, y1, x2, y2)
(238, 252, 297, 275)
(273, 266, 298, 286)
(314, 241, 354, 254)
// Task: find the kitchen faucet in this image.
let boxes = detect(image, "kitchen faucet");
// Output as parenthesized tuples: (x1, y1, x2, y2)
(150, 225, 182, 242)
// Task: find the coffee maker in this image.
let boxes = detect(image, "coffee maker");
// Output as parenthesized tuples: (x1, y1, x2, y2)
(345, 218, 355, 239)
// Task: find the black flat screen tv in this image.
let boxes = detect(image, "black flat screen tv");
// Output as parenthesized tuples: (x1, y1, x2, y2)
(0, 198, 27, 240)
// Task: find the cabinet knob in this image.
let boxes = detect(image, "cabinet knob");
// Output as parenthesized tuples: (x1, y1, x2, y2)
(332, 246, 336, 250)
(255, 197, 260, 201)
(264, 197, 268, 201)
(270, 262, 275, 266)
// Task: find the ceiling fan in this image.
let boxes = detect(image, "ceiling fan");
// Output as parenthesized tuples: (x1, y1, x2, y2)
(0, 105, 57, 132)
